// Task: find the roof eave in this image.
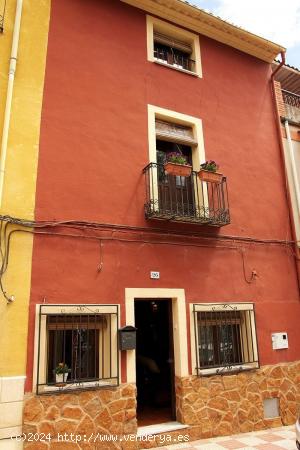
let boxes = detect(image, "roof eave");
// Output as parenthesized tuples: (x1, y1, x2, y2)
(120, 0, 286, 63)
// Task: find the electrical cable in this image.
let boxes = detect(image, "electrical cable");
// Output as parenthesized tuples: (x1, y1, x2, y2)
(0, 213, 297, 303)
(0, 214, 297, 246)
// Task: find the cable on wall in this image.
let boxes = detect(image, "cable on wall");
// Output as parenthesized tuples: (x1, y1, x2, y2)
(0, 0, 7, 32)
(0, 213, 295, 303)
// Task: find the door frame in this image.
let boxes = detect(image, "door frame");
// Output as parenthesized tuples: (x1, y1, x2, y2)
(125, 288, 189, 384)
(134, 298, 176, 420)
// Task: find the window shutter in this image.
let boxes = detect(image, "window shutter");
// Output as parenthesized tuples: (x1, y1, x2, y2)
(155, 119, 197, 146)
(154, 31, 192, 54)
(47, 315, 107, 330)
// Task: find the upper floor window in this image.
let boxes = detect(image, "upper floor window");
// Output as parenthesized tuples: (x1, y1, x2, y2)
(154, 33, 194, 72)
(147, 16, 202, 77)
(143, 105, 230, 227)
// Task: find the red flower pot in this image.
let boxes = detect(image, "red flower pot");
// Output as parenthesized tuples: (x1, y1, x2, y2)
(164, 162, 192, 177)
(198, 169, 223, 183)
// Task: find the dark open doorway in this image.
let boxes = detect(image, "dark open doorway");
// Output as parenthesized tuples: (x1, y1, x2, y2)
(135, 299, 176, 426)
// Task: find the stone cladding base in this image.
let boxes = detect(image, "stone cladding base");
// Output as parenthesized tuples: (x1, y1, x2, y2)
(22, 361, 300, 449)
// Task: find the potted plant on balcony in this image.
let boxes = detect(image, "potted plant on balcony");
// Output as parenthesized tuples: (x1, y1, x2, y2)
(55, 362, 70, 385)
(164, 151, 192, 177)
(198, 160, 223, 183)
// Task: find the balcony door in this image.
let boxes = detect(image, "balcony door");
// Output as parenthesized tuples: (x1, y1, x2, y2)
(156, 140, 196, 217)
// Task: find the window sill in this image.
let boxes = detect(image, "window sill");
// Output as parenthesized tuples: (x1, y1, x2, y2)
(37, 379, 118, 395)
(153, 59, 199, 77)
(197, 362, 259, 376)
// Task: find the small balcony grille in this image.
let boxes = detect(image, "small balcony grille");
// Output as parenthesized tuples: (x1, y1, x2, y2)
(154, 46, 195, 72)
(282, 89, 300, 123)
(143, 163, 230, 227)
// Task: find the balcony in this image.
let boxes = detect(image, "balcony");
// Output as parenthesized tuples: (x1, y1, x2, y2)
(154, 47, 196, 73)
(282, 90, 300, 123)
(143, 163, 230, 227)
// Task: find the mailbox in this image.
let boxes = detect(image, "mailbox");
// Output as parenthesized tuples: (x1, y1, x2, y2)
(118, 326, 137, 351)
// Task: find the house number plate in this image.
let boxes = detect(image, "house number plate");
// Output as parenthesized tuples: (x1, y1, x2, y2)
(150, 271, 160, 279)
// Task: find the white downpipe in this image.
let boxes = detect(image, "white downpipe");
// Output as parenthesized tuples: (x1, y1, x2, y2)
(0, 0, 23, 209)
(285, 120, 300, 216)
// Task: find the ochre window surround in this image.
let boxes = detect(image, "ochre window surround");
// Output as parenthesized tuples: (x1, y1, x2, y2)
(147, 104, 207, 213)
(148, 104, 205, 167)
(32, 304, 119, 394)
(147, 15, 202, 77)
(190, 303, 259, 376)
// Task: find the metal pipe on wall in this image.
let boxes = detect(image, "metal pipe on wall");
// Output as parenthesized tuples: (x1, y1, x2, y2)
(0, 0, 23, 209)
(271, 60, 300, 293)
(284, 120, 300, 215)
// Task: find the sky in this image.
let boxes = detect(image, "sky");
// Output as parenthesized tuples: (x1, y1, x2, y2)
(191, 0, 300, 68)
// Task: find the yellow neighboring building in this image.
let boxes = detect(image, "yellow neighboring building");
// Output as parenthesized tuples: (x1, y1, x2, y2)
(0, 0, 50, 446)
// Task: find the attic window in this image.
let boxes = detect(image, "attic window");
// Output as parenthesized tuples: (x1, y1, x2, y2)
(147, 16, 202, 77)
(153, 32, 195, 72)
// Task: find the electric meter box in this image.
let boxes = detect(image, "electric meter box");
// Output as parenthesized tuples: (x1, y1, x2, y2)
(271, 332, 289, 350)
(118, 326, 137, 351)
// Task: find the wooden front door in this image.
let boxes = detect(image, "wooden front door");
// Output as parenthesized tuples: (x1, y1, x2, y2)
(156, 141, 195, 216)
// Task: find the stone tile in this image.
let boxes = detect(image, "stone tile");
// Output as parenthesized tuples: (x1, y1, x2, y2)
(173, 448, 195, 450)
(236, 436, 267, 446)
(257, 434, 286, 442)
(252, 445, 286, 450)
(162, 425, 296, 450)
(137, 422, 188, 437)
(273, 440, 298, 450)
(0, 425, 22, 440)
(223, 448, 257, 450)
(272, 430, 296, 439)
(187, 440, 212, 446)
(0, 439, 23, 450)
(0, 401, 23, 428)
(193, 444, 227, 450)
(216, 440, 246, 449)
(0, 377, 26, 403)
(167, 445, 192, 449)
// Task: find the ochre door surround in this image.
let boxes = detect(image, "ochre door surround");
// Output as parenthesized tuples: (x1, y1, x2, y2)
(125, 288, 188, 383)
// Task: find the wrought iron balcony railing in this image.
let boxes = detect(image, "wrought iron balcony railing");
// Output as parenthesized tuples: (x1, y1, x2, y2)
(143, 163, 230, 226)
(154, 48, 195, 72)
(282, 89, 300, 123)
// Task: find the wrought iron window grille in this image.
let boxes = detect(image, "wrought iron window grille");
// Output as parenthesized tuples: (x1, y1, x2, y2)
(154, 42, 195, 72)
(36, 304, 119, 394)
(193, 303, 259, 376)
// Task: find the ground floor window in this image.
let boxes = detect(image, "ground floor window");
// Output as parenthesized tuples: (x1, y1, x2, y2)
(35, 304, 119, 394)
(193, 303, 259, 375)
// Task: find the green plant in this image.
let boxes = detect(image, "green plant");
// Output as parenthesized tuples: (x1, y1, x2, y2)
(55, 362, 70, 374)
(200, 160, 219, 172)
(166, 151, 188, 165)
